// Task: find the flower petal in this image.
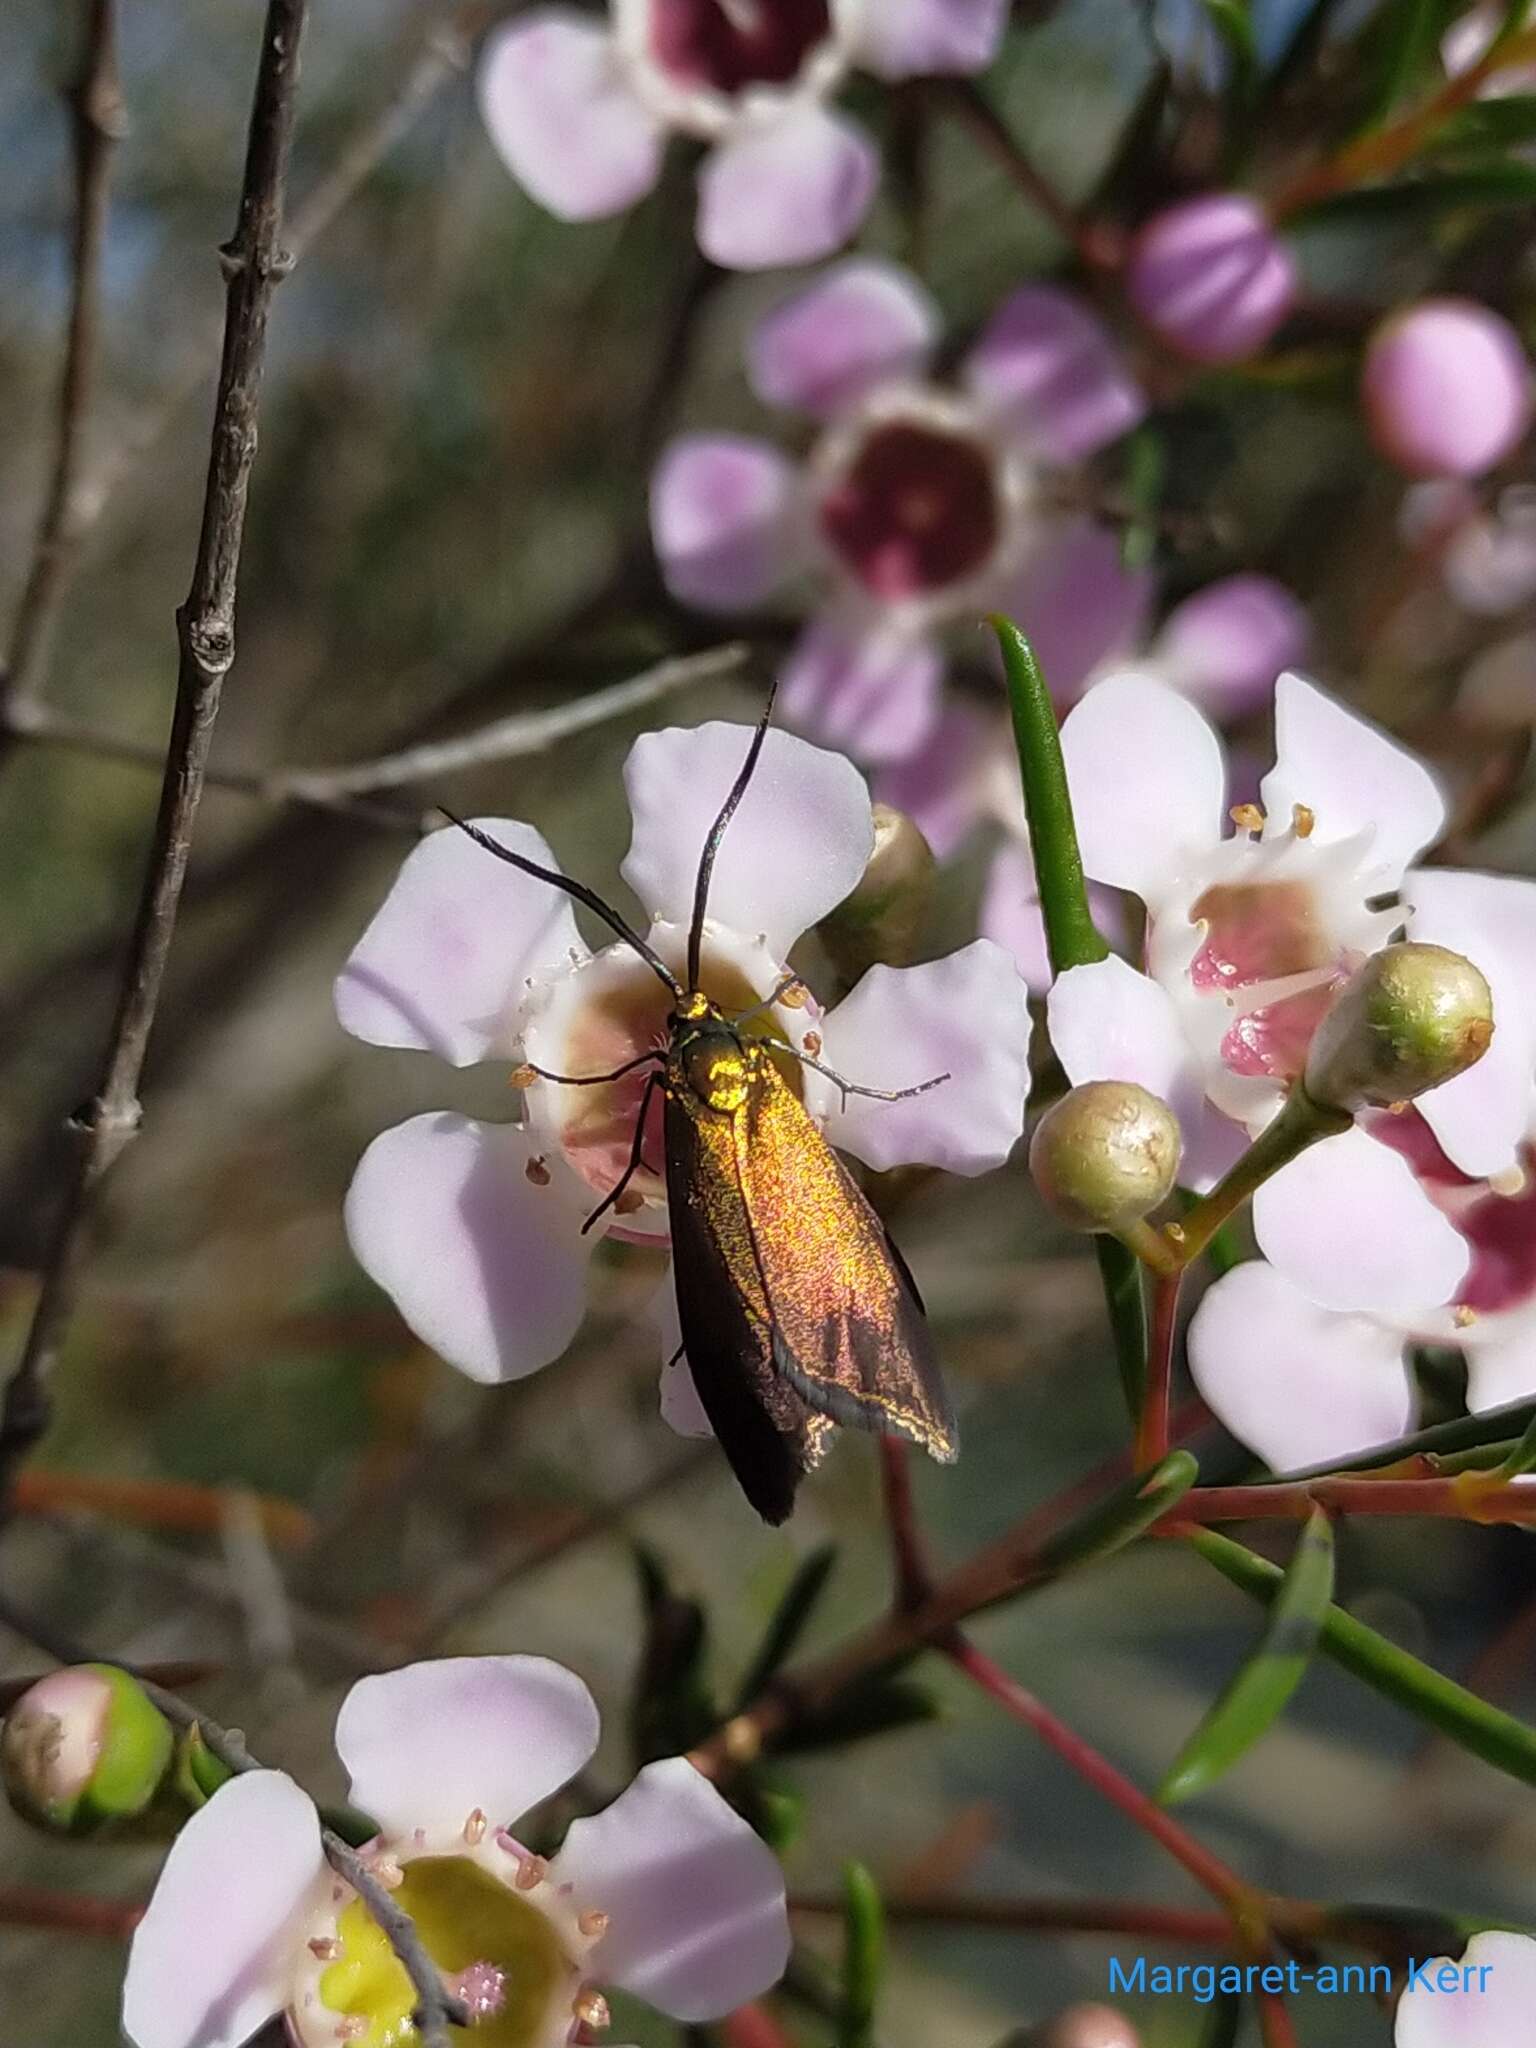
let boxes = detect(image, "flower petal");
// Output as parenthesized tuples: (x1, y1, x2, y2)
(123, 1771, 323, 2048)
(622, 722, 874, 950)
(1259, 671, 1445, 884)
(872, 699, 993, 861)
(1466, 1329, 1536, 1414)
(344, 1114, 596, 1385)
(999, 522, 1154, 706)
(1060, 671, 1226, 899)
(1253, 1125, 1469, 1314)
(964, 288, 1147, 462)
(850, 0, 1008, 78)
(1405, 867, 1536, 1178)
(335, 819, 583, 1069)
(1396, 1931, 1536, 2048)
(979, 839, 1053, 993)
(477, 13, 662, 221)
(1154, 574, 1310, 723)
(696, 107, 878, 270)
(335, 1656, 601, 1836)
(1188, 1261, 1413, 1472)
(1126, 194, 1297, 366)
(819, 942, 1031, 1174)
(748, 260, 938, 418)
(551, 1757, 790, 2021)
(779, 611, 943, 764)
(651, 435, 803, 613)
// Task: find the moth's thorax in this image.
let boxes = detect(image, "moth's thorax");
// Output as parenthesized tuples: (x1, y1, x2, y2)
(674, 1009, 759, 1114)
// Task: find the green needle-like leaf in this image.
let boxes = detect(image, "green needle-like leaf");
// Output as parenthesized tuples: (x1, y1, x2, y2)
(1036, 1450, 1201, 1580)
(1160, 1508, 1335, 1803)
(838, 1862, 885, 2048)
(734, 1544, 839, 1712)
(1192, 1527, 1536, 1788)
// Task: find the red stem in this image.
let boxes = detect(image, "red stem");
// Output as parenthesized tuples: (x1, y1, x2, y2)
(0, 1885, 141, 1940)
(1135, 1269, 1184, 1471)
(945, 1633, 1262, 1923)
(1256, 1989, 1301, 2048)
(878, 1437, 933, 1611)
(1167, 1476, 1536, 1526)
(789, 1892, 1234, 1945)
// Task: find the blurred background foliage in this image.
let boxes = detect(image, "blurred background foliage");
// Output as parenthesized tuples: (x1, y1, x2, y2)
(2, 1, 1536, 2042)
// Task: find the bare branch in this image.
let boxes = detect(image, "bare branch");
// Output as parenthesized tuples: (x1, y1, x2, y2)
(0, 0, 312, 1512)
(0, 0, 125, 721)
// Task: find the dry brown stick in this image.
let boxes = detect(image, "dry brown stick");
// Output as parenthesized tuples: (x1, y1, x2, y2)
(0, 0, 125, 718)
(2, 640, 751, 820)
(0, 0, 311, 1509)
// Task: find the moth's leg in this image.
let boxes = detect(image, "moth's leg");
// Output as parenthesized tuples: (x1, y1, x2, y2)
(515, 1049, 664, 1087)
(766, 1041, 949, 1112)
(580, 1067, 664, 1236)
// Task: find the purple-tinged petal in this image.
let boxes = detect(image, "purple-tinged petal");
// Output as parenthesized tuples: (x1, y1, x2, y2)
(1047, 955, 1207, 1151)
(1363, 299, 1533, 481)
(1060, 671, 1226, 899)
(344, 1114, 595, 1385)
(1253, 1126, 1469, 1314)
(1406, 868, 1536, 1178)
(979, 840, 1052, 993)
(999, 522, 1154, 706)
(622, 722, 873, 950)
(749, 259, 938, 418)
(1155, 575, 1310, 722)
(336, 819, 583, 1069)
(872, 700, 994, 861)
(477, 13, 663, 222)
(1260, 671, 1446, 885)
(1188, 1261, 1413, 1473)
(1396, 1931, 1536, 2048)
(964, 288, 1147, 462)
(651, 435, 803, 613)
(696, 106, 878, 270)
(850, 0, 1008, 79)
(551, 1757, 789, 2021)
(1127, 193, 1298, 366)
(820, 942, 1031, 1174)
(123, 1771, 323, 2048)
(335, 1657, 600, 1836)
(779, 611, 943, 764)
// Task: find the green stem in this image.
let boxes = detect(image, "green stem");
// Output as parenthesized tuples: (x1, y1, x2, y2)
(1173, 1088, 1350, 1268)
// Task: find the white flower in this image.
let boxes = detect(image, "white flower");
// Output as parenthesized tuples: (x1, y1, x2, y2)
(123, 1656, 789, 2048)
(1396, 1930, 1536, 2048)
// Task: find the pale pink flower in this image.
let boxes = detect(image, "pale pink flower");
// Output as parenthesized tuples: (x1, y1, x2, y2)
(335, 721, 1030, 1421)
(123, 1656, 789, 2048)
(1047, 673, 1536, 1323)
(477, 1, 1007, 271)
(1396, 1931, 1536, 2048)
(651, 259, 1150, 764)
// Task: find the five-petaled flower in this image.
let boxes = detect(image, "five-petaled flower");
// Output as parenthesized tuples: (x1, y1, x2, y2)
(335, 721, 1030, 1436)
(1045, 670, 1536, 1327)
(123, 1655, 790, 2048)
(477, 1, 1007, 271)
(650, 258, 1150, 765)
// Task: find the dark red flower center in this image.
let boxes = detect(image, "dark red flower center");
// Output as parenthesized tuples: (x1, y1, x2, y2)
(650, 0, 833, 96)
(820, 421, 1001, 601)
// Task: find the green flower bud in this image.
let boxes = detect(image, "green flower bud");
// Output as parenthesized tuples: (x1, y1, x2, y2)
(1304, 943, 1494, 1114)
(818, 803, 936, 981)
(172, 1719, 236, 1810)
(1030, 1082, 1182, 1234)
(2, 1663, 174, 1835)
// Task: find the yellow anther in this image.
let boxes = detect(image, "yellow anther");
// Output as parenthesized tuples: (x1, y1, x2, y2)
(1229, 803, 1264, 834)
(573, 1991, 611, 2030)
(509, 1064, 539, 1090)
(463, 1807, 487, 1845)
(1292, 803, 1316, 839)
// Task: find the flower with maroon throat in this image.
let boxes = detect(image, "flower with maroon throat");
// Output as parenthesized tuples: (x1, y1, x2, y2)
(334, 720, 1030, 1447)
(123, 1656, 790, 2048)
(651, 259, 1150, 765)
(477, 1, 1008, 271)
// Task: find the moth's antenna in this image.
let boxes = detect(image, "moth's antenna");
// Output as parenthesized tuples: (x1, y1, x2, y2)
(440, 810, 685, 1002)
(687, 679, 779, 993)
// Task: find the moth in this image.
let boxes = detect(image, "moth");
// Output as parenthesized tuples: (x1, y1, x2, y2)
(446, 700, 957, 1522)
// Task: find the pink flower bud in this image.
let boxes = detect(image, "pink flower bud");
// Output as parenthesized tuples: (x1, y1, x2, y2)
(1126, 194, 1297, 365)
(1156, 574, 1310, 721)
(1362, 299, 1534, 480)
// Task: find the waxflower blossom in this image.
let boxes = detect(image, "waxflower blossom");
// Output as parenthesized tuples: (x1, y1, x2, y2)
(1395, 1930, 1536, 2048)
(651, 258, 1149, 764)
(1125, 194, 1298, 365)
(336, 720, 1030, 1425)
(122, 1655, 790, 2048)
(1047, 670, 1536, 1325)
(476, 2, 1007, 272)
(1362, 299, 1534, 481)
(1193, 1087, 1536, 1472)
